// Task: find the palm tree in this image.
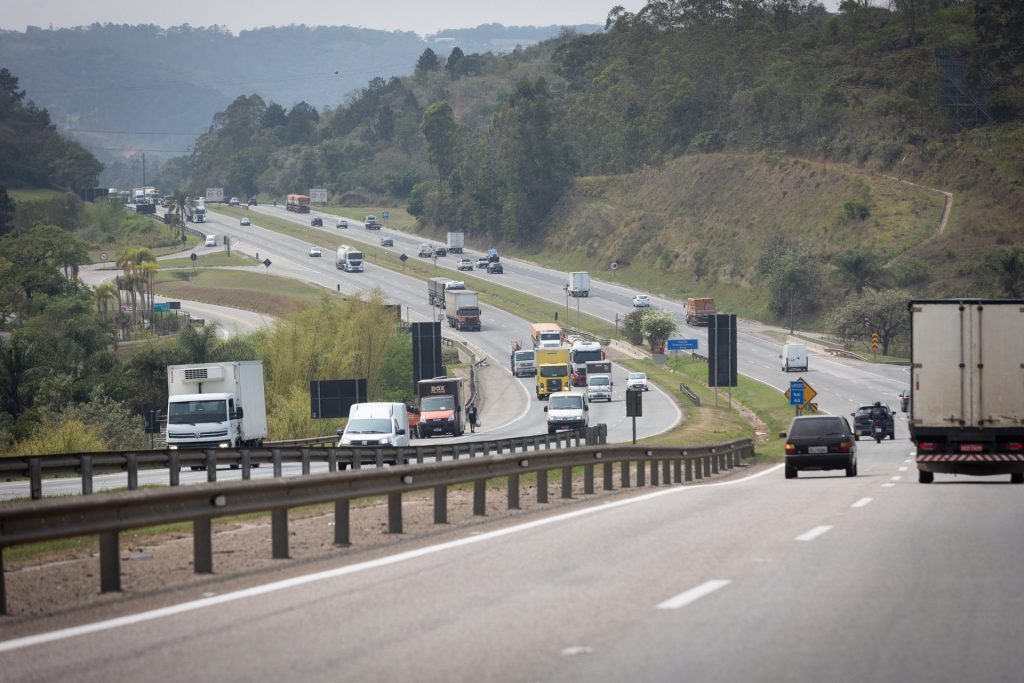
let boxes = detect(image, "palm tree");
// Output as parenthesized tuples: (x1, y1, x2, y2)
(179, 321, 223, 363)
(833, 250, 885, 296)
(93, 281, 118, 319)
(169, 190, 190, 242)
(116, 247, 157, 331)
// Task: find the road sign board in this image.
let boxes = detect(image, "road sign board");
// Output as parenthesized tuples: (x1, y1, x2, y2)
(789, 382, 804, 406)
(153, 303, 170, 312)
(190, 252, 197, 262)
(263, 258, 272, 269)
(667, 338, 699, 351)
(871, 332, 880, 352)
(382, 211, 390, 220)
(399, 253, 408, 262)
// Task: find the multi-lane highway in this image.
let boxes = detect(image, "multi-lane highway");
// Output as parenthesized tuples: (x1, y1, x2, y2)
(3, 206, 1019, 681)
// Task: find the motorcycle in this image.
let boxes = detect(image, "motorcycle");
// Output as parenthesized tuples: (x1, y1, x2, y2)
(873, 420, 884, 444)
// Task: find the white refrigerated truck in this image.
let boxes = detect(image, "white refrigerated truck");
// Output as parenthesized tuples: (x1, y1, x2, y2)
(568, 271, 590, 297)
(909, 299, 1024, 483)
(165, 360, 267, 450)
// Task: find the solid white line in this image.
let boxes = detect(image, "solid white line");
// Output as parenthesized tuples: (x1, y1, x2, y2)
(0, 465, 784, 653)
(657, 580, 732, 610)
(795, 525, 833, 542)
(850, 497, 873, 508)
(891, 475, 902, 481)
(882, 483, 896, 488)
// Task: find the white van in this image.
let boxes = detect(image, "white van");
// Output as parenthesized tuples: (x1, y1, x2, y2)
(204, 234, 217, 247)
(338, 402, 410, 447)
(781, 343, 808, 372)
(544, 390, 589, 434)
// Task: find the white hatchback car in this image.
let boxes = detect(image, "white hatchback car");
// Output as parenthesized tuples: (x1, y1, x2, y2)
(626, 372, 649, 391)
(309, 246, 322, 258)
(632, 294, 651, 307)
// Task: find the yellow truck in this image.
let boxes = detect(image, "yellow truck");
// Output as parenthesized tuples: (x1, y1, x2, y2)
(535, 347, 571, 400)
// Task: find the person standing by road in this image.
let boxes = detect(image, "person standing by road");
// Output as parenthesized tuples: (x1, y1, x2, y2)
(466, 403, 479, 433)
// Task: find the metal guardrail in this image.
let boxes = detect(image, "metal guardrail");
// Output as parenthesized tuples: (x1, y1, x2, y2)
(0, 427, 607, 501)
(0, 436, 753, 613)
(679, 383, 701, 407)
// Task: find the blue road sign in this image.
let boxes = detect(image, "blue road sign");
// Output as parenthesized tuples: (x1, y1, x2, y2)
(789, 381, 804, 406)
(382, 211, 390, 220)
(153, 303, 170, 312)
(667, 338, 699, 351)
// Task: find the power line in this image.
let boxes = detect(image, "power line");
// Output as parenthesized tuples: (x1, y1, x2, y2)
(66, 128, 204, 136)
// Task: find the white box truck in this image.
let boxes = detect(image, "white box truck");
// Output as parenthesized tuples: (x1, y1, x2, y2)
(909, 299, 1024, 484)
(446, 231, 465, 254)
(165, 360, 267, 450)
(568, 271, 590, 297)
(585, 360, 613, 402)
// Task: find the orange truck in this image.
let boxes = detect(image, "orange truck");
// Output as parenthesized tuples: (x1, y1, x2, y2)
(685, 297, 716, 326)
(416, 377, 464, 438)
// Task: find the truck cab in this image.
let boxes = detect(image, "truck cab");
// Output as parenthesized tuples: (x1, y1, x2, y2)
(416, 378, 464, 438)
(511, 349, 537, 377)
(535, 347, 571, 399)
(164, 361, 267, 451)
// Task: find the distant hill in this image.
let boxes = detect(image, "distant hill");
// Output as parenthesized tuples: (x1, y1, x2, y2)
(0, 23, 599, 186)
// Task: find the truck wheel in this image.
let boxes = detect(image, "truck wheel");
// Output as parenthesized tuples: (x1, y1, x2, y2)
(784, 464, 797, 479)
(918, 470, 934, 484)
(1011, 473, 1024, 484)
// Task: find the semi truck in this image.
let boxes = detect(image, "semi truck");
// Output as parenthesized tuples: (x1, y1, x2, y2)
(286, 194, 311, 213)
(336, 245, 364, 272)
(444, 290, 481, 331)
(536, 347, 571, 399)
(416, 377, 464, 438)
(165, 360, 267, 450)
(428, 277, 465, 308)
(685, 297, 716, 326)
(908, 299, 1024, 484)
(568, 271, 590, 297)
(188, 202, 207, 223)
(585, 360, 613, 402)
(446, 232, 465, 254)
(511, 348, 537, 377)
(569, 340, 605, 386)
(531, 322, 563, 349)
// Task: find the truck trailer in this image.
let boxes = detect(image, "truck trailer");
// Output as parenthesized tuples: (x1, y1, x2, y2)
(909, 299, 1024, 484)
(685, 297, 716, 326)
(428, 277, 464, 308)
(446, 232, 465, 254)
(444, 290, 481, 331)
(165, 360, 267, 451)
(568, 271, 590, 298)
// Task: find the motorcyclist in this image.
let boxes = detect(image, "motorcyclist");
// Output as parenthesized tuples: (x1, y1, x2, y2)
(870, 401, 888, 440)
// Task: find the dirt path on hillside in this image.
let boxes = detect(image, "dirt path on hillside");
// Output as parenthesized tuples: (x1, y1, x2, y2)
(883, 175, 954, 236)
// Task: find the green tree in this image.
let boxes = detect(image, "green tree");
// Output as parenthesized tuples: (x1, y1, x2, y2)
(989, 245, 1024, 297)
(826, 289, 912, 356)
(0, 185, 15, 237)
(832, 249, 886, 296)
(622, 310, 647, 346)
(757, 242, 823, 333)
(641, 310, 678, 353)
(178, 322, 224, 364)
(421, 101, 458, 182)
(415, 48, 442, 76)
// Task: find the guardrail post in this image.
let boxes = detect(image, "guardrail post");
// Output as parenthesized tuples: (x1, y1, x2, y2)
(80, 455, 93, 495)
(650, 459, 659, 486)
(603, 462, 613, 490)
(584, 464, 594, 494)
(328, 449, 337, 472)
(99, 532, 121, 593)
(561, 467, 573, 499)
(711, 451, 720, 475)
(240, 450, 251, 479)
(703, 455, 711, 478)
(29, 459, 42, 500)
(349, 449, 360, 470)
(685, 457, 693, 482)
(537, 469, 549, 503)
(474, 480, 486, 516)
(508, 474, 520, 509)
(434, 486, 448, 524)
(205, 450, 217, 482)
(169, 451, 180, 486)
(334, 500, 350, 546)
(272, 449, 282, 477)
(496, 440, 504, 456)
(544, 434, 551, 450)
(0, 547, 5, 614)
(301, 448, 311, 475)
(126, 453, 138, 491)
(574, 431, 582, 448)
(375, 448, 385, 468)
(674, 459, 682, 484)
(388, 493, 402, 533)
(621, 460, 631, 488)
(194, 518, 212, 573)
(663, 460, 672, 484)
(271, 509, 289, 558)
(637, 460, 646, 487)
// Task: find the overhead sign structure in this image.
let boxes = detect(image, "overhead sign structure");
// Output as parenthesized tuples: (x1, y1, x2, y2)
(309, 188, 328, 204)
(667, 338, 699, 351)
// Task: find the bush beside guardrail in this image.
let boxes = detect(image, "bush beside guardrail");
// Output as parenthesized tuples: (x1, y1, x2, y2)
(0, 436, 753, 614)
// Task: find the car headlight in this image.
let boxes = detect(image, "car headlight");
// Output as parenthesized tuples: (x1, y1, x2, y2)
(447, 414, 455, 421)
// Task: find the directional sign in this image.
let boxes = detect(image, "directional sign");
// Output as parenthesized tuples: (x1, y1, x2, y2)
(382, 211, 390, 220)
(667, 338, 699, 351)
(789, 382, 804, 406)
(190, 252, 197, 262)
(153, 302, 170, 312)
(871, 332, 880, 352)
(399, 253, 408, 262)
(263, 258, 272, 270)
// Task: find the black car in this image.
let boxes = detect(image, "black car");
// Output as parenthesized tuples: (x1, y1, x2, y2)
(311, 217, 323, 227)
(783, 415, 857, 479)
(380, 237, 394, 247)
(434, 246, 447, 257)
(486, 261, 504, 274)
(851, 404, 895, 440)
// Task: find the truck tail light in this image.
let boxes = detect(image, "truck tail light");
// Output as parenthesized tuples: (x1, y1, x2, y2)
(917, 442, 938, 452)
(1005, 442, 1023, 452)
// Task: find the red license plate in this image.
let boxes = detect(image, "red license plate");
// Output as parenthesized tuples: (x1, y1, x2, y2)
(960, 443, 983, 452)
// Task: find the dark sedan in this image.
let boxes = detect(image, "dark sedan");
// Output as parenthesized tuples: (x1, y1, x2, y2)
(783, 415, 857, 479)
(486, 261, 504, 274)
(851, 404, 895, 440)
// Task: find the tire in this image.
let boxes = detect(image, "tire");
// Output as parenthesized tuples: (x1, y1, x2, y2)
(785, 464, 797, 479)
(845, 460, 857, 477)
(919, 470, 934, 484)
(1011, 473, 1024, 484)
(889, 432, 895, 440)
(854, 434, 859, 441)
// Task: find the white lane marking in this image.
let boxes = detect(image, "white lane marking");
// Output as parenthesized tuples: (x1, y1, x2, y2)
(657, 580, 732, 610)
(891, 475, 902, 481)
(882, 483, 895, 488)
(795, 525, 833, 542)
(850, 497, 873, 508)
(0, 465, 783, 653)
(898, 466, 908, 472)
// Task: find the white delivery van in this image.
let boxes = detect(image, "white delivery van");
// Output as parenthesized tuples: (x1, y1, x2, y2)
(544, 390, 589, 434)
(204, 234, 217, 247)
(338, 402, 410, 447)
(781, 343, 808, 372)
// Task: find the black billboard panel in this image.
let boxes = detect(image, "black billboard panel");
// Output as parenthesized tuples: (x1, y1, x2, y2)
(411, 321, 444, 393)
(310, 379, 367, 419)
(708, 313, 738, 388)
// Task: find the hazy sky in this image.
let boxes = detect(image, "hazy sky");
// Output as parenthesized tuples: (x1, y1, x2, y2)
(2, 1, 651, 35)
